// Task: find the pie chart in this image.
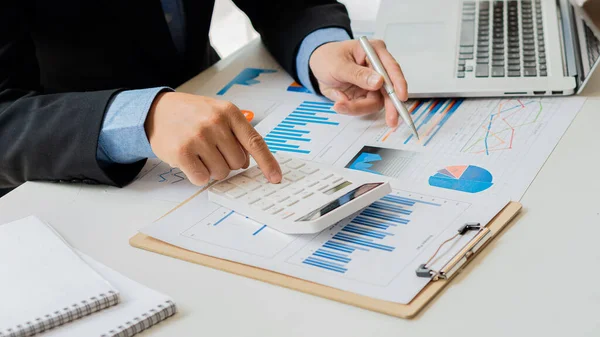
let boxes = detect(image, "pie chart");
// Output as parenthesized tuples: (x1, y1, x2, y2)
(428, 165, 493, 193)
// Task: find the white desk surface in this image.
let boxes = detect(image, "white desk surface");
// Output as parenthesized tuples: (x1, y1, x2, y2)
(2, 13, 600, 337)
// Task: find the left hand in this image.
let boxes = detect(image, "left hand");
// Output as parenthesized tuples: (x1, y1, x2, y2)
(309, 39, 408, 128)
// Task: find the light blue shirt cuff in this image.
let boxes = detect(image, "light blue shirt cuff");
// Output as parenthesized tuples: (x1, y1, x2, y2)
(97, 87, 172, 164)
(295, 27, 351, 94)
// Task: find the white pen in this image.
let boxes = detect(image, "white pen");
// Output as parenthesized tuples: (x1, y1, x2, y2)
(358, 36, 419, 139)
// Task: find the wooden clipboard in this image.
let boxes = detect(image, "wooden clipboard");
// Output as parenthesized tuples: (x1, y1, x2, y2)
(130, 200, 522, 318)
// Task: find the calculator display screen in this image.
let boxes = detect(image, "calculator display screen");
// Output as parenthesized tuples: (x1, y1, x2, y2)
(296, 182, 383, 222)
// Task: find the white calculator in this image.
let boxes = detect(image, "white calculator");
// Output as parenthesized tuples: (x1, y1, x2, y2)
(208, 154, 391, 234)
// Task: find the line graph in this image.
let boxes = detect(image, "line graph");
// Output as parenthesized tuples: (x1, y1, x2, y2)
(158, 168, 186, 184)
(461, 99, 543, 155)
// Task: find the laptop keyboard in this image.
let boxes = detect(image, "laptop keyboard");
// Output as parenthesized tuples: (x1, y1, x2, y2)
(457, 0, 547, 78)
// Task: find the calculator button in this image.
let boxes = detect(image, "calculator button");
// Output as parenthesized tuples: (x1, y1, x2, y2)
(325, 175, 344, 185)
(269, 191, 290, 202)
(280, 167, 291, 175)
(270, 206, 284, 214)
(225, 187, 247, 199)
(299, 166, 319, 175)
(285, 198, 299, 207)
(212, 182, 235, 193)
(241, 167, 263, 178)
(315, 183, 329, 192)
(264, 184, 281, 193)
(303, 177, 319, 187)
(314, 171, 333, 181)
(287, 185, 305, 195)
(228, 176, 261, 191)
(254, 186, 276, 197)
(298, 191, 314, 199)
(240, 193, 261, 204)
(286, 159, 305, 169)
(284, 171, 305, 182)
(275, 180, 291, 189)
(281, 211, 296, 219)
(255, 175, 269, 184)
(252, 199, 274, 211)
(274, 154, 292, 164)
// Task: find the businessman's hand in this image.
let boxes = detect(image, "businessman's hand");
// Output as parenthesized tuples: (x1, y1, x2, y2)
(145, 92, 282, 186)
(309, 39, 408, 128)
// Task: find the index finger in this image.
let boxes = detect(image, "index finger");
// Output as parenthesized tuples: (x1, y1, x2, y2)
(371, 41, 409, 101)
(228, 110, 282, 183)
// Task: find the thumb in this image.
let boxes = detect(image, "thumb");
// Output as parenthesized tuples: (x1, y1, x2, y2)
(335, 62, 384, 91)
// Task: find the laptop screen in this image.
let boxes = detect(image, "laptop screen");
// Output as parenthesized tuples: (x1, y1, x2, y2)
(573, 1, 600, 87)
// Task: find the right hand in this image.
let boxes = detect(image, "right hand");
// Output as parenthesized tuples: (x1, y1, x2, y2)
(144, 92, 282, 186)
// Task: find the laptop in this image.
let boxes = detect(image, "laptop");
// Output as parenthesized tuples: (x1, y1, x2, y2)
(374, 0, 600, 97)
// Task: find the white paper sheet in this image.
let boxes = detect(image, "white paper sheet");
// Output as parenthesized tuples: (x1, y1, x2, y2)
(138, 43, 584, 304)
(335, 97, 586, 202)
(142, 184, 507, 304)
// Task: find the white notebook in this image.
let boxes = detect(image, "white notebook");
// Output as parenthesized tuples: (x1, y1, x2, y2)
(0, 216, 176, 337)
(42, 253, 176, 337)
(0, 216, 120, 337)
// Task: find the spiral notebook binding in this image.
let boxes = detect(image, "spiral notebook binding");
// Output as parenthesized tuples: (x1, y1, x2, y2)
(106, 300, 177, 337)
(0, 291, 120, 337)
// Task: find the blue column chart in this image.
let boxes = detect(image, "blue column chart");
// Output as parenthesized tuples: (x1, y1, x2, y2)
(263, 101, 340, 157)
(289, 190, 471, 285)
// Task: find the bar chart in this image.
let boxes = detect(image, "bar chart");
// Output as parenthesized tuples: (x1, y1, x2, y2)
(370, 99, 464, 149)
(263, 101, 339, 156)
(291, 190, 471, 284)
(403, 99, 463, 146)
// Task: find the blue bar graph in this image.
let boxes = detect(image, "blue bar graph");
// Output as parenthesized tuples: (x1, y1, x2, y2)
(273, 127, 309, 134)
(264, 100, 339, 155)
(323, 241, 355, 253)
(302, 192, 445, 274)
(291, 111, 316, 115)
(265, 134, 310, 142)
(316, 249, 349, 259)
(333, 233, 395, 251)
(303, 258, 347, 273)
(269, 131, 306, 137)
(264, 137, 286, 143)
(267, 147, 310, 154)
(360, 209, 410, 225)
(370, 201, 412, 215)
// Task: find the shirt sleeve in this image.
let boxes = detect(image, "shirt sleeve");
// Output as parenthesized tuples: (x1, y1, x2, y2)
(97, 87, 173, 164)
(295, 27, 351, 94)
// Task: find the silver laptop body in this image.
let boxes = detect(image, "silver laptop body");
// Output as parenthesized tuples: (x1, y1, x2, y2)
(375, 0, 600, 97)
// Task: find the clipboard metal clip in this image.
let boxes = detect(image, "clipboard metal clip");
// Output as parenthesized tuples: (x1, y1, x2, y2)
(416, 222, 491, 281)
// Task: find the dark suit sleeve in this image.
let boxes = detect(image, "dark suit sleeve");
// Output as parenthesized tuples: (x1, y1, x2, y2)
(231, 0, 352, 82)
(0, 4, 144, 188)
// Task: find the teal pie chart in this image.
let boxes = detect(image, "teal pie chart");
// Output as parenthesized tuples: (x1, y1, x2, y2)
(428, 165, 493, 193)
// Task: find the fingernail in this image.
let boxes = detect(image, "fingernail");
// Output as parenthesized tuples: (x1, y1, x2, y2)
(368, 73, 381, 87)
(269, 171, 282, 183)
